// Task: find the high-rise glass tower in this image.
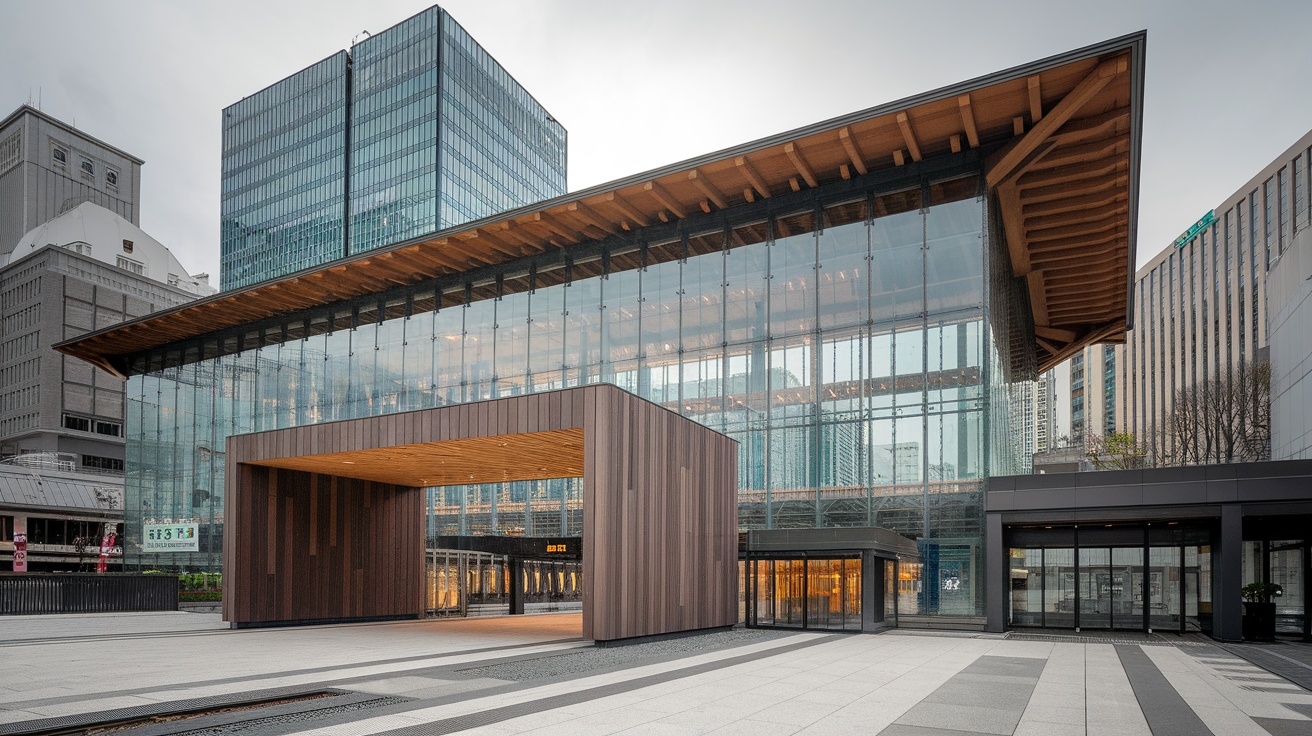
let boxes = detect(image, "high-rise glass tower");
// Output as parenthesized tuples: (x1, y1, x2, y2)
(220, 6, 567, 291)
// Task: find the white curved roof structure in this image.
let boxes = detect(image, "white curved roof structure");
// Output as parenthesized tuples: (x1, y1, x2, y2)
(3, 202, 215, 297)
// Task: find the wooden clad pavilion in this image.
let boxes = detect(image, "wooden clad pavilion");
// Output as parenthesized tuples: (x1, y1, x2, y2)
(57, 33, 1144, 376)
(224, 385, 739, 641)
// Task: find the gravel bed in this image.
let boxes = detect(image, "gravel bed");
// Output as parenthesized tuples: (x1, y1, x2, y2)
(458, 628, 793, 681)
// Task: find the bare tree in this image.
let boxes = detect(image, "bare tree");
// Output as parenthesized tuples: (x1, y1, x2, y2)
(1158, 361, 1270, 466)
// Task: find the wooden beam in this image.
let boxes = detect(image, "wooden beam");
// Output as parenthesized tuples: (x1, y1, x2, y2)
(996, 183, 1031, 276)
(986, 55, 1127, 188)
(1026, 272, 1049, 327)
(599, 192, 652, 228)
(1013, 117, 1025, 136)
(957, 94, 980, 148)
(1017, 157, 1124, 190)
(840, 164, 851, 180)
(838, 127, 868, 175)
(1049, 108, 1130, 146)
(743, 188, 755, 204)
(950, 134, 962, 154)
(1028, 75, 1043, 123)
(734, 156, 772, 199)
(784, 142, 819, 188)
(1018, 174, 1128, 206)
(896, 112, 922, 162)
(688, 169, 729, 210)
(699, 200, 712, 214)
(1035, 326, 1077, 343)
(529, 212, 583, 244)
(566, 201, 621, 236)
(1023, 201, 1127, 231)
(1025, 219, 1124, 244)
(893, 149, 906, 167)
(1035, 337, 1062, 356)
(789, 177, 801, 192)
(1022, 191, 1124, 219)
(643, 180, 687, 219)
(1027, 133, 1129, 172)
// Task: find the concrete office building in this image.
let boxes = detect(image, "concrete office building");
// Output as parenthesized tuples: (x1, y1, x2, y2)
(0, 460, 124, 572)
(1117, 129, 1312, 461)
(0, 203, 214, 470)
(61, 35, 1144, 635)
(219, 5, 567, 291)
(0, 106, 142, 258)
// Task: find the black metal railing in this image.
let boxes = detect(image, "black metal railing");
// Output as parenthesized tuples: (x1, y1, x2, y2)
(0, 574, 179, 615)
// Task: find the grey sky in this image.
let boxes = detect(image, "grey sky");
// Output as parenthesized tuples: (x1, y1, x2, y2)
(3, 0, 1309, 281)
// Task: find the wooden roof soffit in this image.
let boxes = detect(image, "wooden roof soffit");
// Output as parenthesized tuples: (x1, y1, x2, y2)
(986, 54, 1128, 189)
(599, 192, 653, 228)
(734, 156, 772, 199)
(783, 142, 819, 188)
(895, 112, 922, 162)
(565, 201, 622, 237)
(957, 94, 980, 149)
(837, 128, 869, 175)
(643, 180, 687, 219)
(687, 169, 729, 210)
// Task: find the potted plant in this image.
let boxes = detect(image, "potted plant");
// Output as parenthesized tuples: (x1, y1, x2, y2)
(1241, 582, 1283, 641)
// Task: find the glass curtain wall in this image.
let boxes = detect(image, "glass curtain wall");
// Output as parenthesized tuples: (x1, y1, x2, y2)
(126, 174, 1011, 618)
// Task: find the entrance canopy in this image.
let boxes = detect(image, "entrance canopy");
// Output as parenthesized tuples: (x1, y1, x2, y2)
(223, 384, 739, 642)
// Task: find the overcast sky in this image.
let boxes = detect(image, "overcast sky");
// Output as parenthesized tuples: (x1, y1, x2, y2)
(3, 0, 1310, 280)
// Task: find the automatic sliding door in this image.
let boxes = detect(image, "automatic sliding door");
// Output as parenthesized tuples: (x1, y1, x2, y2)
(1111, 547, 1144, 631)
(1044, 548, 1075, 628)
(1080, 548, 1110, 629)
(1149, 547, 1181, 632)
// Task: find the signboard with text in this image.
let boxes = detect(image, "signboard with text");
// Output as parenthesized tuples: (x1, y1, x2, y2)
(143, 523, 199, 552)
(12, 532, 26, 572)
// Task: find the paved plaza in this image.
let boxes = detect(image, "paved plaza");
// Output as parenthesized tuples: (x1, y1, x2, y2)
(2, 613, 1312, 735)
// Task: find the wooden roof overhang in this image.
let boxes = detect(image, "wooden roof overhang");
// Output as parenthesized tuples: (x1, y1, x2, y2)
(57, 33, 1143, 378)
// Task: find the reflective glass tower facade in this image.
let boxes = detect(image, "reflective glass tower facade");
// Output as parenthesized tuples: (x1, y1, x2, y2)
(221, 6, 567, 291)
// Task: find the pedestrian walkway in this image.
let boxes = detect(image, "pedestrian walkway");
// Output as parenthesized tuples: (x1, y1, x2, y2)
(2, 614, 1312, 735)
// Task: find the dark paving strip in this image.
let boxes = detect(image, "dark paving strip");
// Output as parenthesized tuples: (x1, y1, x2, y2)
(117, 693, 409, 736)
(0, 686, 356, 736)
(880, 655, 1043, 736)
(1252, 717, 1312, 736)
(1114, 644, 1214, 736)
(1218, 643, 1312, 693)
(362, 635, 844, 736)
(879, 726, 1013, 736)
(3, 638, 583, 708)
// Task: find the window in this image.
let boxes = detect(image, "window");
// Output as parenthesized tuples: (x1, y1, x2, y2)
(52, 146, 67, 166)
(106, 169, 118, 188)
(62, 414, 91, 432)
(80, 157, 94, 177)
(94, 420, 122, 437)
(115, 256, 145, 275)
(81, 455, 124, 472)
(0, 131, 20, 174)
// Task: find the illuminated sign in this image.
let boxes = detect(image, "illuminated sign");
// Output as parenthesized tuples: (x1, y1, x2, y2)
(546, 543, 568, 553)
(1173, 210, 1215, 248)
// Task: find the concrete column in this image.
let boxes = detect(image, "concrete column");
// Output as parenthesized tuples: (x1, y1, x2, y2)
(508, 558, 524, 615)
(985, 512, 1006, 633)
(1216, 504, 1243, 641)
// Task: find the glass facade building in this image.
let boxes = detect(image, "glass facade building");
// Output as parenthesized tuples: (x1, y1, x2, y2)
(125, 171, 1031, 619)
(220, 6, 567, 291)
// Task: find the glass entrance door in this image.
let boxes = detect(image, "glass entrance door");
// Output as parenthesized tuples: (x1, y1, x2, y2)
(1111, 547, 1144, 631)
(1149, 547, 1181, 631)
(1079, 548, 1110, 629)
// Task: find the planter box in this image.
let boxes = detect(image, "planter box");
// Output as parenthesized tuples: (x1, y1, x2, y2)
(1242, 601, 1277, 641)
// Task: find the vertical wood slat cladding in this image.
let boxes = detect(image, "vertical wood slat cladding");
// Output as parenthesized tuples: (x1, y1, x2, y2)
(225, 384, 736, 640)
(222, 461, 424, 625)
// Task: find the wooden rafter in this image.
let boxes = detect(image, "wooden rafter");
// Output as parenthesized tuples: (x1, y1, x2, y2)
(599, 192, 652, 228)
(734, 156, 772, 199)
(957, 94, 979, 148)
(837, 127, 868, 175)
(643, 180, 687, 219)
(566, 201, 621, 236)
(986, 54, 1127, 187)
(688, 169, 729, 210)
(1027, 75, 1043, 123)
(896, 112, 922, 162)
(784, 142, 819, 188)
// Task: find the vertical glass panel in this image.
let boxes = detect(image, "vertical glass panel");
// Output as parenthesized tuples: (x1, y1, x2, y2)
(639, 254, 681, 403)
(1044, 548, 1076, 628)
(773, 559, 805, 627)
(1009, 548, 1043, 626)
(898, 558, 923, 615)
(494, 291, 530, 396)
(1111, 547, 1144, 631)
(529, 282, 565, 392)
(563, 277, 603, 386)
(464, 298, 496, 401)
(1271, 540, 1304, 634)
(604, 266, 642, 390)
(432, 306, 465, 405)
(1185, 545, 1212, 634)
(844, 558, 862, 628)
(769, 211, 816, 339)
(1149, 546, 1182, 632)
(1080, 547, 1111, 629)
(755, 560, 775, 626)
(884, 558, 897, 622)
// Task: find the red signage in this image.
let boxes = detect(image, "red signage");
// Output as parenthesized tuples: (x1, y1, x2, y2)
(12, 532, 26, 573)
(97, 533, 117, 573)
